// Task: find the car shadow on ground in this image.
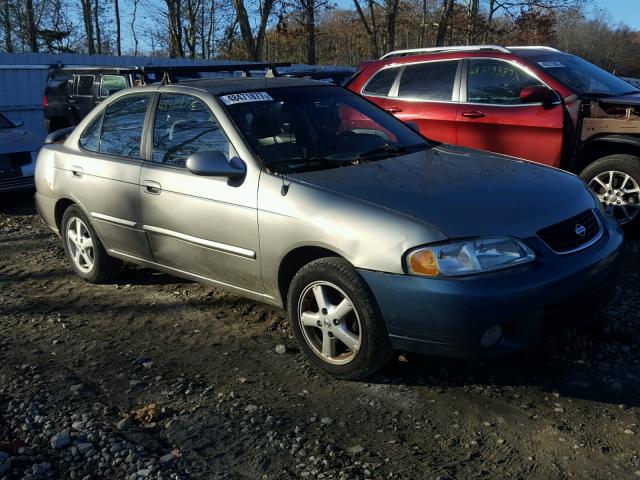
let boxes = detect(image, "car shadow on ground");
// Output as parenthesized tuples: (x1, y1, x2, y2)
(368, 320, 640, 408)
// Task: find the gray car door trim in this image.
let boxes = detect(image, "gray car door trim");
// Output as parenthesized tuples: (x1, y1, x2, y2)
(142, 224, 256, 259)
(109, 249, 275, 302)
(90, 212, 137, 228)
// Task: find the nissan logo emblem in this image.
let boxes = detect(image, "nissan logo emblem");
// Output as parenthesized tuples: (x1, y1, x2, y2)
(575, 224, 586, 237)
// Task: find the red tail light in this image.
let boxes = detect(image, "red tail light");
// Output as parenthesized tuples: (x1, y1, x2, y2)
(43, 95, 48, 107)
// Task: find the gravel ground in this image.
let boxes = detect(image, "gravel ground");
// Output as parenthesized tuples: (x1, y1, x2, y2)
(1, 190, 639, 480)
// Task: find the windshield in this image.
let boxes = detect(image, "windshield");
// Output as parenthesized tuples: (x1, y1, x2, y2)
(530, 53, 639, 97)
(219, 86, 428, 173)
(0, 113, 14, 128)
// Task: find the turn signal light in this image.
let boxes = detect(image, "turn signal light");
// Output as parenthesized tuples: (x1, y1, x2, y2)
(408, 249, 438, 276)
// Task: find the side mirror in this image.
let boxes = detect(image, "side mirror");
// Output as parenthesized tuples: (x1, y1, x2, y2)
(186, 151, 246, 183)
(520, 85, 558, 106)
(12, 119, 24, 128)
(405, 121, 420, 133)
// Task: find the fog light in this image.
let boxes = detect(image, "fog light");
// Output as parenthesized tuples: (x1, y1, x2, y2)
(480, 325, 503, 348)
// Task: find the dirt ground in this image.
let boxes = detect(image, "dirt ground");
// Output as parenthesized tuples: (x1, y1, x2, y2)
(1, 190, 639, 480)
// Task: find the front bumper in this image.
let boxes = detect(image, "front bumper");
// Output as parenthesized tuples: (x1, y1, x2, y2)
(358, 215, 624, 358)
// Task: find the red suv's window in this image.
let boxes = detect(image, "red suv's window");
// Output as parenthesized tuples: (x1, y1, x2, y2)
(362, 67, 399, 96)
(467, 59, 541, 105)
(397, 61, 459, 101)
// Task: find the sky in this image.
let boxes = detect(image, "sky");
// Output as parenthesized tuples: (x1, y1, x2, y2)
(592, 0, 640, 29)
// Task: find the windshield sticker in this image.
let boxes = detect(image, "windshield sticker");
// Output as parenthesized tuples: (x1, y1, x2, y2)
(220, 92, 274, 105)
(538, 61, 566, 68)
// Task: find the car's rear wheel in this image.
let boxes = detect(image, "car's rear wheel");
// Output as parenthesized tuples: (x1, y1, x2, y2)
(287, 257, 393, 379)
(61, 206, 122, 283)
(581, 154, 640, 231)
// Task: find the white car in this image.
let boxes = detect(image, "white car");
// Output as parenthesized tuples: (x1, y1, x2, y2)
(0, 113, 41, 192)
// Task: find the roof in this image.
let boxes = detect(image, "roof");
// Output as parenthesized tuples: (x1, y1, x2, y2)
(175, 76, 327, 94)
(379, 45, 564, 61)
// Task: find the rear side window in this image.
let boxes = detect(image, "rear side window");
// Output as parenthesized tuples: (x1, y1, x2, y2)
(100, 75, 127, 97)
(362, 67, 399, 96)
(152, 94, 230, 167)
(397, 61, 458, 101)
(467, 59, 541, 105)
(98, 94, 150, 158)
(74, 75, 94, 96)
(79, 112, 103, 152)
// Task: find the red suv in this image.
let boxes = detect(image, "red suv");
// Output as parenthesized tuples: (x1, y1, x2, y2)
(347, 46, 640, 229)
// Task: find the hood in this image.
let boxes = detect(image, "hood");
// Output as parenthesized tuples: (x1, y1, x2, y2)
(0, 127, 42, 155)
(596, 92, 640, 107)
(286, 145, 596, 239)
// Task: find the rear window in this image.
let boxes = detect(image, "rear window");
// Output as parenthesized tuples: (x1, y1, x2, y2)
(100, 75, 127, 97)
(74, 75, 95, 96)
(46, 72, 72, 96)
(362, 67, 399, 96)
(397, 61, 458, 101)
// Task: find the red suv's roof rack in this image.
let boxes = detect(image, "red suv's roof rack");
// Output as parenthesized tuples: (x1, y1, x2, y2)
(379, 45, 510, 60)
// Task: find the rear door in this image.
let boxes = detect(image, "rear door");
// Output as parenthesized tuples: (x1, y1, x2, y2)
(456, 58, 564, 166)
(139, 91, 262, 294)
(389, 60, 461, 144)
(64, 92, 152, 259)
(71, 74, 96, 124)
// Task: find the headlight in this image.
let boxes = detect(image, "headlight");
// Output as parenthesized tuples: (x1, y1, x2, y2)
(406, 237, 535, 277)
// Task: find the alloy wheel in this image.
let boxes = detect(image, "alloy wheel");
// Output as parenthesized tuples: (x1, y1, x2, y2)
(589, 170, 640, 225)
(298, 281, 362, 365)
(66, 217, 95, 273)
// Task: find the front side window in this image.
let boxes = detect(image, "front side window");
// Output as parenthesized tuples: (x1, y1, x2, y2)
(397, 61, 459, 101)
(74, 75, 95, 96)
(100, 75, 127, 97)
(99, 94, 150, 158)
(152, 94, 230, 168)
(362, 67, 399, 96)
(221, 86, 428, 173)
(467, 59, 541, 105)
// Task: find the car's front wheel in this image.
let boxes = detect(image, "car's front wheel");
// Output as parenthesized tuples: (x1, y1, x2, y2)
(581, 154, 640, 231)
(61, 205, 122, 283)
(287, 257, 393, 380)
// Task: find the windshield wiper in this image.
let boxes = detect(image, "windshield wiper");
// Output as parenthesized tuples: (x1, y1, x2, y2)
(264, 156, 353, 173)
(355, 143, 429, 162)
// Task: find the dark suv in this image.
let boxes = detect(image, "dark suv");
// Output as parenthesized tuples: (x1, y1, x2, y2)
(44, 67, 139, 133)
(347, 46, 640, 229)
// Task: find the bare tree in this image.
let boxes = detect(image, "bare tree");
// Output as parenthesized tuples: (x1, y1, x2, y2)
(94, 0, 102, 53)
(184, 0, 200, 58)
(80, 0, 95, 54)
(435, 0, 454, 46)
(131, 0, 139, 55)
(353, 0, 400, 57)
(25, 0, 38, 51)
(2, 0, 13, 52)
(114, 0, 121, 55)
(232, 0, 276, 60)
(166, 0, 184, 57)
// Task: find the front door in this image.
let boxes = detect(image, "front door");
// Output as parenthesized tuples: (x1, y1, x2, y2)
(456, 58, 564, 166)
(139, 91, 262, 294)
(62, 92, 152, 259)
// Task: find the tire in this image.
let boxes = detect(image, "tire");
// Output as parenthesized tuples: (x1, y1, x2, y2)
(287, 257, 393, 380)
(580, 154, 640, 232)
(61, 205, 122, 283)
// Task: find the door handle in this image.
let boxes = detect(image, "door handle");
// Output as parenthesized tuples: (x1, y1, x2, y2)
(384, 106, 403, 113)
(71, 165, 83, 177)
(461, 110, 486, 119)
(69, 98, 77, 104)
(143, 180, 162, 194)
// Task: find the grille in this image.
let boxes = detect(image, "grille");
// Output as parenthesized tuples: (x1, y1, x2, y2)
(542, 274, 617, 336)
(537, 209, 601, 253)
(0, 151, 32, 167)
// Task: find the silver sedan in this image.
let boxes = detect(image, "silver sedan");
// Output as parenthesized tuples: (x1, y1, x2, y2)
(35, 78, 624, 379)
